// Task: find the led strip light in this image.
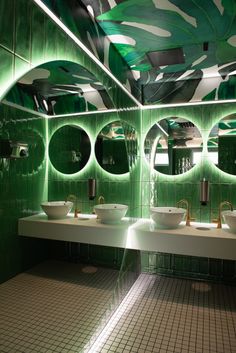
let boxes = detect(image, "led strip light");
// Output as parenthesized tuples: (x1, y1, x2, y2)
(2, 100, 48, 118)
(4, 97, 236, 119)
(141, 98, 236, 110)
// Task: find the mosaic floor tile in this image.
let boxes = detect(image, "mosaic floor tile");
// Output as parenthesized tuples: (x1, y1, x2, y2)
(0, 261, 235, 353)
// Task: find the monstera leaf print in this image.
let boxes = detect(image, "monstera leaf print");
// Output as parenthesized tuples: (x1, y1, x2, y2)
(96, 0, 236, 103)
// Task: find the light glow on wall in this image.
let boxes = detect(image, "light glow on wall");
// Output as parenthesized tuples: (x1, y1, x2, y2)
(84, 222, 142, 353)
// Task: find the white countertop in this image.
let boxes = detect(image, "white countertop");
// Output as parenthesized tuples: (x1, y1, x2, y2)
(18, 213, 236, 260)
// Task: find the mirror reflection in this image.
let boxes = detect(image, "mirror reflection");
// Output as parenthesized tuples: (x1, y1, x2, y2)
(4, 60, 114, 116)
(49, 125, 91, 174)
(208, 113, 236, 175)
(145, 117, 203, 175)
(95, 121, 137, 175)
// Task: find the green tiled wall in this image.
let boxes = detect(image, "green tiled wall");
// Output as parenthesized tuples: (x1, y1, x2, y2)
(0, 0, 138, 282)
(141, 252, 236, 283)
(1, 0, 236, 284)
(47, 109, 142, 276)
(47, 109, 142, 217)
(47, 103, 236, 282)
(140, 103, 236, 282)
(0, 103, 50, 283)
(49, 241, 139, 274)
(141, 103, 236, 221)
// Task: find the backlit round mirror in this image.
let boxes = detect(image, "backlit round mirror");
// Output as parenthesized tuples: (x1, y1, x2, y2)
(208, 113, 236, 175)
(95, 121, 137, 175)
(49, 125, 91, 174)
(145, 117, 203, 175)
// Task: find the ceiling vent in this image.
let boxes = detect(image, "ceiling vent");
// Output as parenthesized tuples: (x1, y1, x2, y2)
(147, 47, 185, 67)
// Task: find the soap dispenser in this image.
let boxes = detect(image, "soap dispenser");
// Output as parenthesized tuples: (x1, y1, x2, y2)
(88, 178, 96, 200)
(200, 178, 209, 206)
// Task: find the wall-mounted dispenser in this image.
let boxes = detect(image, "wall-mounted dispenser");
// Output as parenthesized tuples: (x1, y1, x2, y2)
(200, 178, 209, 206)
(88, 178, 96, 200)
(0, 139, 29, 159)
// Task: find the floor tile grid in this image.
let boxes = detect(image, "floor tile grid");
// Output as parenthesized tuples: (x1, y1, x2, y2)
(97, 275, 236, 353)
(0, 262, 121, 353)
(0, 262, 235, 353)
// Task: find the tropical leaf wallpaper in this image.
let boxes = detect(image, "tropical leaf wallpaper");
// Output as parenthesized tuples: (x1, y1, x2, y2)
(42, 0, 139, 99)
(89, 0, 236, 104)
(12, 0, 236, 108)
(5, 60, 114, 115)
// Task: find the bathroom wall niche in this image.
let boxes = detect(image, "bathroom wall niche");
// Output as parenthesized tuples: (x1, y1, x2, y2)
(208, 113, 236, 175)
(49, 125, 91, 174)
(95, 120, 137, 175)
(144, 117, 203, 175)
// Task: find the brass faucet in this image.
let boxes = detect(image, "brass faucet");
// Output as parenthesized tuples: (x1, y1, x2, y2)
(92, 195, 105, 216)
(177, 199, 194, 226)
(213, 201, 233, 229)
(66, 194, 80, 218)
(98, 195, 105, 204)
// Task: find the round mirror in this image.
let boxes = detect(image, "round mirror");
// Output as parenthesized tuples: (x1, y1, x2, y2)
(95, 121, 137, 175)
(208, 113, 236, 175)
(49, 125, 91, 174)
(145, 117, 203, 175)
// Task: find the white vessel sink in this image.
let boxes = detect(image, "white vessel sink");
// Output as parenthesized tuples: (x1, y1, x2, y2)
(41, 201, 73, 219)
(222, 210, 236, 232)
(150, 206, 186, 229)
(94, 204, 128, 224)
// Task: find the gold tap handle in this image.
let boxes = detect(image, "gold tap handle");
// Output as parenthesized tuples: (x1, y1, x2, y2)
(74, 208, 81, 218)
(212, 218, 222, 228)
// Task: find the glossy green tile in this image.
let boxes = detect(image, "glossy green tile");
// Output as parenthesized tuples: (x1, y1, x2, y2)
(198, 257, 209, 274)
(2, 0, 236, 287)
(31, 5, 45, 65)
(0, 47, 14, 99)
(209, 258, 222, 277)
(0, 0, 14, 51)
(222, 260, 236, 280)
(156, 253, 172, 270)
(141, 252, 235, 283)
(15, 0, 31, 61)
(88, 245, 123, 268)
(14, 56, 30, 83)
(0, 103, 49, 283)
